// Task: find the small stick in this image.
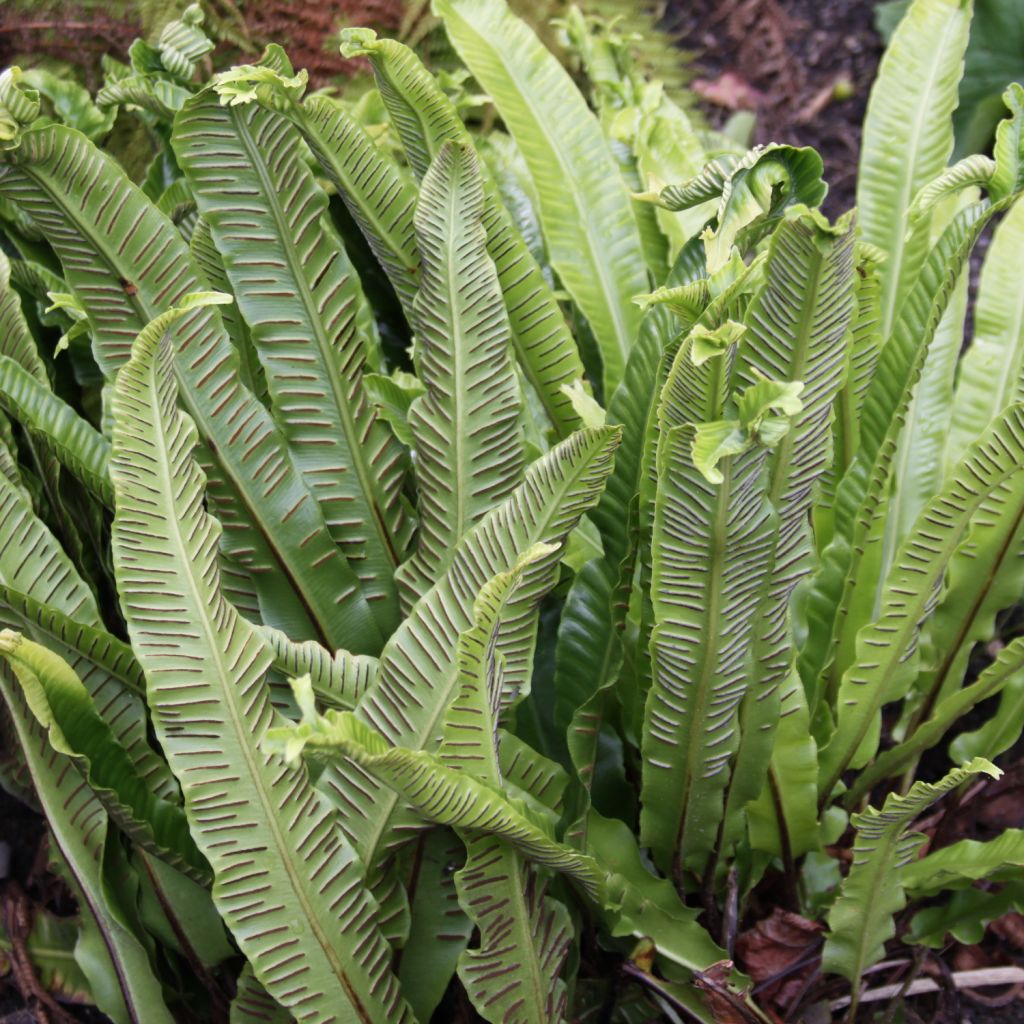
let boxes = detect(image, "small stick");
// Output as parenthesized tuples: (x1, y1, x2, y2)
(831, 966, 1024, 1011)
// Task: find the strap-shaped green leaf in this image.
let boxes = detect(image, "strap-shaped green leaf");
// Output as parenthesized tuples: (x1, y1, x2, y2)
(823, 758, 998, 1001)
(799, 199, 1000, 702)
(189, 216, 269, 407)
(819, 403, 1024, 798)
(640, 334, 777, 877)
(260, 625, 376, 710)
(857, 0, 972, 335)
(951, 634, 1024, 763)
(885, 193, 973, 561)
(434, 0, 648, 396)
(230, 964, 292, 1024)
(206, 57, 421, 317)
(902, 828, 1024, 896)
(322, 426, 619, 872)
(0, 249, 49, 381)
(0, 122, 379, 652)
(0, 630, 207, 883)
(270, 705, 606, 898)
(723, 208, 856, 838)
(339, 31, 587, 437)
(96, 73, 192, 120)
(109, 311, 412, 1023)
(814, 243, 883, 547)
(906, 423, 1024, 732)
(947, 197, 1024, 466)
(642, 421, 775, 876)
(397, 141, 523, 602)
(0, 583, 177, 801)
(397, 829, 472, 1022)
(0, 354, 113, 505)
(456, 837, 572, 1024)
(442, 548, 572, 1024)
(0, 678, 176, 1024)
(299, 95, 421, 314)
(848, 636, 1024, 801)
(174, 86, 412, 629)
(0, 249, 77, 536)
(586, 810, 726, 973)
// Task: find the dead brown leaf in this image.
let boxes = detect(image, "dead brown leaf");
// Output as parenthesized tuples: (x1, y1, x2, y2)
(735, 908, 823, 1013)
(692, 71, 768, 110)
(693, 960, 763, 1024)
(991, 911, 1024, 950)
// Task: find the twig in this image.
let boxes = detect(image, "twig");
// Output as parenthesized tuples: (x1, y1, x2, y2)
(722, 866, 739, 958)
(831, 966, 1024, 1011)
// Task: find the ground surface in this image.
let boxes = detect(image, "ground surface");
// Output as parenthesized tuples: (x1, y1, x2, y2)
(665, 0, 884, 217)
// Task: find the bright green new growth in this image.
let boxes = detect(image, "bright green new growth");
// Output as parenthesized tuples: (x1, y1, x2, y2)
(0, 0, 1022, 1021)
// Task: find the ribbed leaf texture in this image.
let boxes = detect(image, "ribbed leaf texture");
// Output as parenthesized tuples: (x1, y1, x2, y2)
(434, 0, 647, 396)
(0, 122, 380, 652)
(722, 208, 855, 837)
(319, 426, 619, 873)
(109, 307, 411, 1024)
(0, 678, 175, 1024)
(824, 758, 998, 995)
(0, 630, 206, 883)
(947, 197, 1024, 465)
(857, 0, 971, 334)
(397, 141, 523, 603)
(442, 549, 572, 1024)
(641, 336, 776, 877)
(342, 30, 587, 436)
(819, 403, 1024, 798)
(174, 83, 412, 631)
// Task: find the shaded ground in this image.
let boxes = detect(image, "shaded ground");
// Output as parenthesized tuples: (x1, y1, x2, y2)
(665, 0, 884, 217)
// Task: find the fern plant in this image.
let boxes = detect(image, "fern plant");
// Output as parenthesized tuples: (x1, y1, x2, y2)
(0, 1, 1023, 1022)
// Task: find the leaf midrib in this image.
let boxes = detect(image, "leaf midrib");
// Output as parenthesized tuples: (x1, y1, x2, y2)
(20, 163, 338, 650)
(823, 466, 1017, 796)
(356, 438, 608, 869)
(873, 7, 964, 338)
(229, 103, 401, 571)
(143, 363, 378, 1024)
(441, 1, 634, 382)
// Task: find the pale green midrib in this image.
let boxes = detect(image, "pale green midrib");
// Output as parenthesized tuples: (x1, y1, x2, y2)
(871, 9, 963, 338)
(417, 163, 473, 551)
(357, 441, 608, 869)
(142, 370, 378, 1024)
(383, 59, 577, 432)
(764, 241, 833, 511)
(885, 268, 966, 571)
(675, 455, 733, 862)
(298, 99, 419, 286)
(230, 105, 400, 572)
(23, 166, 341, 648)
(501, 844, 550, 1015)
(851, 646, 1024, 799)
(1, 683, 144, 1024)
(981, 286, 1024, 417)
(823, 472, 1012, 793)
(443, 5, 634, 378)
(849, 833, 898, 984)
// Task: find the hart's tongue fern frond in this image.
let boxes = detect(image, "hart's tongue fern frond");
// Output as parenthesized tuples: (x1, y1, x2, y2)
(109, 299, 412, 1024)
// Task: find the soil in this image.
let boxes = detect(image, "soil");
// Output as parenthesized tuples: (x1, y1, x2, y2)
(664, 0, 885, 218)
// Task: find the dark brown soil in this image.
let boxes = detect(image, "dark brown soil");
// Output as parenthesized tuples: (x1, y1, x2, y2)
(665, 0, 885, 218)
